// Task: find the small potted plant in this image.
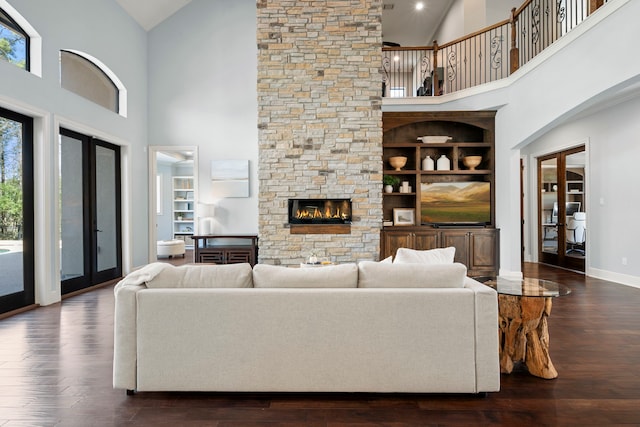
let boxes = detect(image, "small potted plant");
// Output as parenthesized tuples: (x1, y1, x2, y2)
(383, 175, 400, 193)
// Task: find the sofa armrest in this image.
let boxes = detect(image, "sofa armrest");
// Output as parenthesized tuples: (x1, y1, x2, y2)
(464, 277, 500, 392)
(113, 282, 146, 390)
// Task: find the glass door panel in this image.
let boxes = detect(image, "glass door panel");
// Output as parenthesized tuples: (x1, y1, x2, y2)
(0, 107, 34, 314)
(540, 158, 559, 256)
(60, 134, 87, 281)
(93, 142, 121, 282)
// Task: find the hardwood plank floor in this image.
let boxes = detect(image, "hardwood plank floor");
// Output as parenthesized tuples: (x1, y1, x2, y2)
(1, 263, 639, 426)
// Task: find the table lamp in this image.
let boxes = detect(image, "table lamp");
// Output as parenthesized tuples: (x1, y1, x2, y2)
(197, 203, 215, 235)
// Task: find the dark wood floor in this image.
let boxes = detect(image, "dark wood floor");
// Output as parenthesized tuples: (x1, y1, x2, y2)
(1, 263, 639, 426)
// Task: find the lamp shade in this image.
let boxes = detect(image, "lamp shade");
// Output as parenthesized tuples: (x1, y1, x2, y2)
(197, 203, 215, 235)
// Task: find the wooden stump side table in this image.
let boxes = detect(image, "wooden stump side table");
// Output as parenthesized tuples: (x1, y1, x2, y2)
(475, 277, 571, 379)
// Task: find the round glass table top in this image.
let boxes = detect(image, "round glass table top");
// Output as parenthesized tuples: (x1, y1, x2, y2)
(474, 276, 571, 297)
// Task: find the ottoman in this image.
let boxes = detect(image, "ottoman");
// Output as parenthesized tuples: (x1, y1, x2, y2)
(157, 239, 185, 258)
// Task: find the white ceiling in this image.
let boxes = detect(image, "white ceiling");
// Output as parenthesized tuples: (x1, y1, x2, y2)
(115, 0, 191, 31)
(115, 0, 452, 46)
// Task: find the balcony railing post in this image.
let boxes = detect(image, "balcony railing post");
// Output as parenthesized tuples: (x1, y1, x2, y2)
(589, 0, 604, 14)
(509, 7, 519, 74)
(433, 40, 440, 96)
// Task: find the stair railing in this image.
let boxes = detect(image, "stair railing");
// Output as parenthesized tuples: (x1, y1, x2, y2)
(382, 0, 610, 97)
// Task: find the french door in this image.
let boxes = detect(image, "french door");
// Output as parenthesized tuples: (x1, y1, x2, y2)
(538, 146, 585, 272)
(0, 107, 34, 314)
(60, 128, 122, 294)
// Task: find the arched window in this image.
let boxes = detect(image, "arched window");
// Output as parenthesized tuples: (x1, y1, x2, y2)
(60, 50, 127, 116)
(0, 6, 28, 70)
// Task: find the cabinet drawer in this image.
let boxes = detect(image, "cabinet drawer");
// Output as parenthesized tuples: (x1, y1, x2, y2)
(199, 251, 224, 264)
(226, 250, 252, 264)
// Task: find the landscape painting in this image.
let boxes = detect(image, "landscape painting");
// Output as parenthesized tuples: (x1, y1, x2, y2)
(421, 181, 491, 224)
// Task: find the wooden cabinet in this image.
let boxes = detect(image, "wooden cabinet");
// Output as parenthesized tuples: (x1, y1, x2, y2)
(381, 111, 499, 276)
(381, 228, 500, 276)
(382, 228, 440, 258)
(192, 235, 258, 266)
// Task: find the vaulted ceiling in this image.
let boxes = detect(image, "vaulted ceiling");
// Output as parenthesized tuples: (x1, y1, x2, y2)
(114, 0, 453, 46)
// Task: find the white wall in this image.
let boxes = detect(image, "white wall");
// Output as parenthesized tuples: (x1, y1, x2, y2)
(433, 0, 465, 43)
(433, 0, 519, 44)
(0, 0, 148, 305)
(486, 0, 522, 25)
(522, 94, 640, 287)
(148, 0, 258, 235)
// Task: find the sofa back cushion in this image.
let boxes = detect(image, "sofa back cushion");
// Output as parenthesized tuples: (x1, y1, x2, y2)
(146, 263, 253, 288)
(253, 263, 358, 288)
(357, 261, 467, 288)
(394, 247, 456, 265)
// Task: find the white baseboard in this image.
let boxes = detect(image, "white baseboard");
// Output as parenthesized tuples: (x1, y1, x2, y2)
(587, 268, 640, 289)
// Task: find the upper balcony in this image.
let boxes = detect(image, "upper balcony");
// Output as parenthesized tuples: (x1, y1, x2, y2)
(382, 0, 610, 99)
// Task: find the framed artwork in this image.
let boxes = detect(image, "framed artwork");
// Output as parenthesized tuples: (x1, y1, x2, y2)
(393, 208, 415, 226)
(211, 160, 249, 198)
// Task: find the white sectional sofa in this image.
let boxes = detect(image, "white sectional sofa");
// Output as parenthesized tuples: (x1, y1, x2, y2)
(113, 254, 500, 394)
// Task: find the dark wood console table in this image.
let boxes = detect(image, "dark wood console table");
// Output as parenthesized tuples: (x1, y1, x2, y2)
(192, 235, 258, 266)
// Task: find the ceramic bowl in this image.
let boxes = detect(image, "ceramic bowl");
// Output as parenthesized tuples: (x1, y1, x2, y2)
(462, 155, 482, 170)
(417, 135, 453, 143)
(389, 156, 407, 171)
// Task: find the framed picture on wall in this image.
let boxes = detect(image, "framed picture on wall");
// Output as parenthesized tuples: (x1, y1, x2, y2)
(393, 208, 415, 226)
(211, 160, 249, 198)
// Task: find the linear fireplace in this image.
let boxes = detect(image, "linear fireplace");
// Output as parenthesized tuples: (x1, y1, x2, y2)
(288, 199, 352, 225)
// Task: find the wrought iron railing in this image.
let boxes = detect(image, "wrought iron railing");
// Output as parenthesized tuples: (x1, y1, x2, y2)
(382, 0, 609, 98)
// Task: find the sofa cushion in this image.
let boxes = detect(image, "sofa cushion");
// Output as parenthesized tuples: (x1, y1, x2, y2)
(253, 263, 358, 288)
(394, 247, 456, 265)
(146, 263, 253, 288)
(357, 261, 467, 288)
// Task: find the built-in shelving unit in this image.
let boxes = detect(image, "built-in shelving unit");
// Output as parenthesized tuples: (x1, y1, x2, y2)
(381, 111, 499, 276)
(172, 176, 194, 248)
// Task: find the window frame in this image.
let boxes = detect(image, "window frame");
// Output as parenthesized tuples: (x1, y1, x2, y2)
(0, 6, 29, 71)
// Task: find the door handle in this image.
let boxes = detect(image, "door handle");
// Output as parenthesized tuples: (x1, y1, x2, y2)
(95, 229, 103, 232)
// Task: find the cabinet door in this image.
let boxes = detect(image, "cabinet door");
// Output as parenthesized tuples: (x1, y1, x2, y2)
(381, 231, 414, 259)
(226, 249, 253, 265)
(199, 250, 225, 264)
(469, 229, 499, 272)
(413, 230, 440, 250)
(441, 230, 470, 266)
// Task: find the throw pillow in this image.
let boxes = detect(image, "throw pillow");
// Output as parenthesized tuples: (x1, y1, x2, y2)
(253, 263, 358, 288)
(146, 263, 253, 288)
(357, 261, 467, 288)
(394, 247, 455, 265)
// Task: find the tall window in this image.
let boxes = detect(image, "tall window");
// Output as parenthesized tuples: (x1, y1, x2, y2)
(0, 7, 28, 70)
(60, 50, 119, 114)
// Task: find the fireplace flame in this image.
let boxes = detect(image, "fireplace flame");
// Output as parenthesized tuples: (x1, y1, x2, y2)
(296, 206, 349, 220)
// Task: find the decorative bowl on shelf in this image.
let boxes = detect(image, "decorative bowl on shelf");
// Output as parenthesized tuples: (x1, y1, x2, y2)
(462, 155, 483, 170)
(389, 156, 407, 171)
(417, 135, 453, 143)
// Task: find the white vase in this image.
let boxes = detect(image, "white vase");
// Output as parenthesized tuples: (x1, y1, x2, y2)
(436, 154, 450, 171)
(422, 155, 434, 171)
(384, 184, 393, 193)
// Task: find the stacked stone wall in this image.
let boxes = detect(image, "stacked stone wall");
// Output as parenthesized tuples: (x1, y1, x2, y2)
(257, 0, 383, 265)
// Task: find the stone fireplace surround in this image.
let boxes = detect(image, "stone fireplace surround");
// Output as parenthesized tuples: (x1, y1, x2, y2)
(257, 1, 383, 266)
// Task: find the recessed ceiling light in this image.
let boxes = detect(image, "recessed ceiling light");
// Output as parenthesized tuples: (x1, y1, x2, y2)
(393, 55, 400, 62)
(415, 2, 424, 10)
